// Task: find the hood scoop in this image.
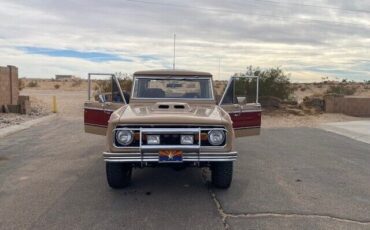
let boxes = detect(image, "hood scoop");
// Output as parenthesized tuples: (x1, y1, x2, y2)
(151, 102, 192, 112)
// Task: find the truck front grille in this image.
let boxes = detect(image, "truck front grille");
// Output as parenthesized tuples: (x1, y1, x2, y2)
(113, 125, 226, 149)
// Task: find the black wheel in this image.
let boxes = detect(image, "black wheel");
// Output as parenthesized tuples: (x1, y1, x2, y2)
(211, 162, 233, 189)
(106, 162, 132, 189)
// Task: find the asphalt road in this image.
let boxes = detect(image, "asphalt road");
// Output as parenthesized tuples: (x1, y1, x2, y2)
(1, 117, 370, 230)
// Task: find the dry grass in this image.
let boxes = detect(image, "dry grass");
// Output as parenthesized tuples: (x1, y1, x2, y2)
(292, 82, 370, 103)
(21, 78, 90, 91)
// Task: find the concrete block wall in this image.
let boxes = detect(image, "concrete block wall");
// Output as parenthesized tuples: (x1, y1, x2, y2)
(0, 65, 19, 108)
(342, 96, 370, 117)
(324, 95, 370, 117)
(324, 95, 344, 113)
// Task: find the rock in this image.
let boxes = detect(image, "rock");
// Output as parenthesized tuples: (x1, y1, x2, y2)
(282, 100, 298, 106)
(303, 96, 324, 111)
(286, 108, 305, 116)
(3, 105, 9, 113)
(259, 96, 282, 108)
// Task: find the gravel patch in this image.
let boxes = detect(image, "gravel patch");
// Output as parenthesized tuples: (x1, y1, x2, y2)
(0, 96, 50, 129)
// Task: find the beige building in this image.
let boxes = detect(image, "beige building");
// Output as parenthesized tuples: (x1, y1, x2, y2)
(55, 75, 76, 81)
(0, 65, 19, 109)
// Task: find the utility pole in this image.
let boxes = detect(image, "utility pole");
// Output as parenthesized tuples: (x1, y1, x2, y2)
(173, 33, 176, 70)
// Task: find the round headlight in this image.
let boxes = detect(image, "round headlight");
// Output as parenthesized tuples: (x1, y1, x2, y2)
(116, 130, 134, 146)
(208, 130, 225, 146)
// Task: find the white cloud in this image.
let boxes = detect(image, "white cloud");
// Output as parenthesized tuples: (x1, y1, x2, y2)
(0, 0, 369, 82)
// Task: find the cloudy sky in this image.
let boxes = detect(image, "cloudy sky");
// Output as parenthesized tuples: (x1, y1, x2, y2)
(0, 0, 370, 82)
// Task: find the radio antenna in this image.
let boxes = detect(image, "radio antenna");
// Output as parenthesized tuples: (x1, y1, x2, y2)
(173, 33, 176, 69)
(218, 56, 221, 80)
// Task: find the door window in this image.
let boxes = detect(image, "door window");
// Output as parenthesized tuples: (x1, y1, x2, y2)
(219, 76, 259, 105)
(88, 73, 126, 104)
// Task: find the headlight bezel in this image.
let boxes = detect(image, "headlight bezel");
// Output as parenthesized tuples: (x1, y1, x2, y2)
(208, 130, 226, 146)
(115, 129, 134, 146)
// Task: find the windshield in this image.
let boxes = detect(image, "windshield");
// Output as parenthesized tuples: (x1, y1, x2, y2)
(132, 77, 213, 99)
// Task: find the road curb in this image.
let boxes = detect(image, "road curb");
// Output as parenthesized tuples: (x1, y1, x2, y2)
(0, 114, 57, 138)
(320, 121, 370, 145)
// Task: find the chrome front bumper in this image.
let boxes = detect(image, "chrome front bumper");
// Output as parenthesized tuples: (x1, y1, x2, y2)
(103, 151, 237, 162)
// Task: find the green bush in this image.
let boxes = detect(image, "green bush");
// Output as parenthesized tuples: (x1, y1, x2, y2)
(232, 66, 292, 100)
(27, 80, 38, 87)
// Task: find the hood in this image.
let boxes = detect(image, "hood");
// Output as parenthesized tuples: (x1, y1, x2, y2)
(116, 102, 230, 126)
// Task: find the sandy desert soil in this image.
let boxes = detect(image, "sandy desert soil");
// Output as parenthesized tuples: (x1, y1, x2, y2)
(21, 78, 89, 91)
(292, 82, 370, 103)
(21, 89, 86, 117)
(22, 78, 370, 101)
(262, 112, 366, 128)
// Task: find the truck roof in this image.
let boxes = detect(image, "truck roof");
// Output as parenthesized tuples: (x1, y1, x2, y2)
(133, 69, 212, 77)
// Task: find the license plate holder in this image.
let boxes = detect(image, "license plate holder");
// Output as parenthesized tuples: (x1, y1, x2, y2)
(159, 150, 183, 162)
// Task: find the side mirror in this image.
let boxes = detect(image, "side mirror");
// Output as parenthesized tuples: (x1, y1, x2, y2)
(237, 96, 246, 104)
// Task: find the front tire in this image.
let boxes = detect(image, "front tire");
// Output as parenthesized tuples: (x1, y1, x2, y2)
(211, 162, 233, 189)
(106, 162, 132, 189)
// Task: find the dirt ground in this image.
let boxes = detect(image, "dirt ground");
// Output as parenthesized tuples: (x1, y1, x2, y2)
(0, 113, 43, 129)
(1, 88, 84, 130)
(0, 96, 50, 129)
(20, 89, 86, 117)
(262, 112, 365, 128)
(14, 89, 367, 128)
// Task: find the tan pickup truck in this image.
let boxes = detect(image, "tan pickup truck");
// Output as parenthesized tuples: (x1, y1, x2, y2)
(84, 69, 261, 189)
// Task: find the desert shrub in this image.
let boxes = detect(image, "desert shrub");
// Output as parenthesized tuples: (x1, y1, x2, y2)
(118, 77, 132, 92)
(27, 80, 38, 87)
(326, 85, 356, 95)
(54, 84, 60, 89)
(300, 87, 306, 92)
(94, 74, 132, 94)
(290, 84, 299, 91)
(232, 66, 292, 100)
(71, 78, 82, 87)
(18, 79, 25, 90)
(95, 79, 111, 93)
(116, 72, 133, 92)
